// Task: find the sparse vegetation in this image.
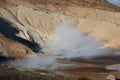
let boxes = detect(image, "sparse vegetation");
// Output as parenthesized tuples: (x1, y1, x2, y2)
(0, 64, 69, 80)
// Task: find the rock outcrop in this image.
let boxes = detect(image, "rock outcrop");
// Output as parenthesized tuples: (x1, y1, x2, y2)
(0, 34, 34, 58)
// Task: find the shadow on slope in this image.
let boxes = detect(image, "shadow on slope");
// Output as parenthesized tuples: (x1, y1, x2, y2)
(0, 18, 42, 53)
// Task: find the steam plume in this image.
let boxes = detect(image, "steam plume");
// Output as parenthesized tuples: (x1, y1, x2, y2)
(9, 22, 111, 70)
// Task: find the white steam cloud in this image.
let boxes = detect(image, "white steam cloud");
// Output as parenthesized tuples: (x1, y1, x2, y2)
(47, 22, 108, 58)
(9, 22, 110, 70)
(9, 55, 58, 70)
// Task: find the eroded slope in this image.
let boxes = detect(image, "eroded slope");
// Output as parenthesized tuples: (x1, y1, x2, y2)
(0, 0, 120, 54)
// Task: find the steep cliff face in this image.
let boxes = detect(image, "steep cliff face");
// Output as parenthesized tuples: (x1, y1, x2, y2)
(0, 0, 120, 56)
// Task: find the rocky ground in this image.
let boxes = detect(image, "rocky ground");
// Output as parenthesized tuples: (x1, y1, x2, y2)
(0, 64, 72, 80)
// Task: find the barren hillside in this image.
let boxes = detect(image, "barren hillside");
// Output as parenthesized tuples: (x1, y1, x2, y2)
(0, 0, 120, 51)
(0, 0, 120, 80)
